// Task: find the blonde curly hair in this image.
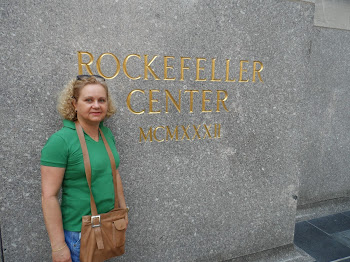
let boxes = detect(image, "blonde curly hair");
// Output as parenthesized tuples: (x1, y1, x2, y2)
(57, 76, 116, 121)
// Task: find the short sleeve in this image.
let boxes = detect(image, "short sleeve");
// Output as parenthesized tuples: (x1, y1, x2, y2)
(40, 133, 68, 168)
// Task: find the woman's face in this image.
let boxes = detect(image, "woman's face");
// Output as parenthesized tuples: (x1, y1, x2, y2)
(73, 84, 108, 125)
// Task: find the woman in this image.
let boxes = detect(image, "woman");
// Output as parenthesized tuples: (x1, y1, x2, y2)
(41, 75, 128, 262)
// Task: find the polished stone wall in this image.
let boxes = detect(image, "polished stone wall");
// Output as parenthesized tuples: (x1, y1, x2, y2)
(0, 0, 347, 261)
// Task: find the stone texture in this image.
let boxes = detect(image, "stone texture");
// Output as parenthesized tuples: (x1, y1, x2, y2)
(0, 0, 316, 261)
(224, 244, 314, 262)
(314, 0, 350, 30)
(297, 27, 350, 206)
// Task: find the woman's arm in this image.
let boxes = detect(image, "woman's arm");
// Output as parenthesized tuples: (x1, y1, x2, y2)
(41, 165, 72, 262)
(116, 169, 128, 228)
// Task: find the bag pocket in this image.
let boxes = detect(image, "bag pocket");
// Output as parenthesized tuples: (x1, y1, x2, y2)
(113, 218, 126, 247)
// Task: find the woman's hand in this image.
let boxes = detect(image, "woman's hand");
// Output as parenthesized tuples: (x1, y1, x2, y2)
(52, 245, 72, 262)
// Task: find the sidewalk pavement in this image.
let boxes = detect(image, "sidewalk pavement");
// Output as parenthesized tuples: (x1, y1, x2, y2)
(294, 211, 350, 262)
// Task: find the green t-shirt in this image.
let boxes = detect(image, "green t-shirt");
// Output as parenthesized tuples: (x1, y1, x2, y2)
(41, 120, 120, 231)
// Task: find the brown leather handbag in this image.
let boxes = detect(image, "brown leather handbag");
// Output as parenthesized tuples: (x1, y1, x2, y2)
(75, 122, 127, 262)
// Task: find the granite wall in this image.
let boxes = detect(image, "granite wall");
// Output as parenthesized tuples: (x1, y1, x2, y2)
(0, 0, 347, 261)
(297, 23, 350, 204)
(294, 0, 350, 207)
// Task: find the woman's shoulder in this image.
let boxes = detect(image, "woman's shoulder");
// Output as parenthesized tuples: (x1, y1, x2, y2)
(100, 122, 115, 137)
(41, 121, 78, 166)
(100, 123, 117, 146)
(46, 120, 77, 144)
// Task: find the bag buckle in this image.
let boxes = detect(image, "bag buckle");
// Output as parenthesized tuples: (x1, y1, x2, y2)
(91, 215, 101, 228)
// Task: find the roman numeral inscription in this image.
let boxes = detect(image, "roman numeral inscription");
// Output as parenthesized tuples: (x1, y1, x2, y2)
(139, 124, 221, 143)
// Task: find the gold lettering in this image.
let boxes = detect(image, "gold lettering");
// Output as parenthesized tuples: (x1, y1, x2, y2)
(202, 90, 212, 113)
(225, 59, 236, 82)
(216, 90, 229, 112)
(214, 124, 221, 138)
(180, 57, 191, 81)
(165, 90, 181, 113)
(181, 125, 190, 140)
(144, 55, 160, 80)
(138, 124, 221, 143)
(166, 126, 179, 141)
(77, 51, 94, 75)
(123, 54, 141, 80)
(195, 58, 206, 81)
(126, 89, 145, 114)
(96, 53, 120, 79)
(211, 58, 221, 82)
(184, 90, 199, 113)
(203, 124, 212, 139)
(192, 125, 201, 140)
(239, 60, 249, 82)
(164, 56, 175, 80)
(153, 126, 165, 142)
(149, 89, 161, 114)
(253, 61, 264, 82)
(139, 127, 153, 142)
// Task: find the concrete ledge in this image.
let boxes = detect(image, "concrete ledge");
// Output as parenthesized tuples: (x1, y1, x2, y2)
(297, 197, 350, 222)
(222, 244, 314, 262)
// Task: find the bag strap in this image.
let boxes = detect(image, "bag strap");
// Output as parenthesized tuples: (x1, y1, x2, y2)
(99, 127, 119, 209)
(75, 122, 119, 217)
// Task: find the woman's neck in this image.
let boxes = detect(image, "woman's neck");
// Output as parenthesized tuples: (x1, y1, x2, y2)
(78, 120, 100, 142)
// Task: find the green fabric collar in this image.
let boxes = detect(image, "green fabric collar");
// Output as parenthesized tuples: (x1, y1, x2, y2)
(63, 119, 104, 129)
